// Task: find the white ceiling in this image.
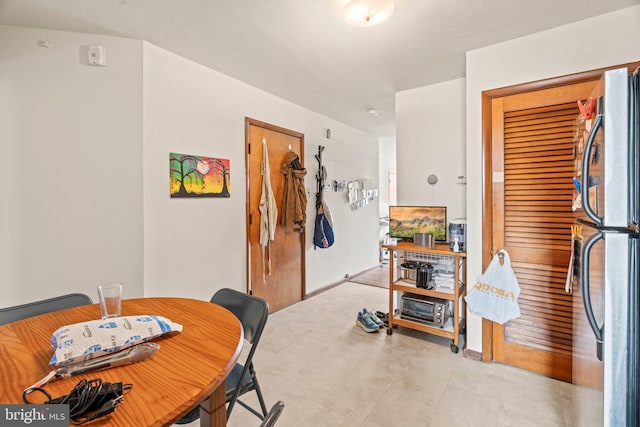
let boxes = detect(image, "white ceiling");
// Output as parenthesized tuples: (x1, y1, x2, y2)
(1, 0, 638, 138)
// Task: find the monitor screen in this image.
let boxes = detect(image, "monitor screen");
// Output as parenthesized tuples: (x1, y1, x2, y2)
(388, 206, 447, 242)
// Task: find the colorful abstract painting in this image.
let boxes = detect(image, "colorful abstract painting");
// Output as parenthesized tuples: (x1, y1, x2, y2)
(170, 153, 230, 198)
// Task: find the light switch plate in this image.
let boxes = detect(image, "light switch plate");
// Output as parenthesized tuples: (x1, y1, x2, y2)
(88, 44, 107, 66)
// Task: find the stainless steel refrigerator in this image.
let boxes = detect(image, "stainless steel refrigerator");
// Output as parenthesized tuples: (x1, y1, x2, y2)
(572, 67, 639, 426)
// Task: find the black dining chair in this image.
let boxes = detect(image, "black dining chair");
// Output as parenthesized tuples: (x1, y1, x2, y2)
(0, 293, 93, 326)
(177, 288, 270, 424)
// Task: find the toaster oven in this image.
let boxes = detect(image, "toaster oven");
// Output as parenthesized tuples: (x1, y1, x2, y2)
(400, 292, 451, 327)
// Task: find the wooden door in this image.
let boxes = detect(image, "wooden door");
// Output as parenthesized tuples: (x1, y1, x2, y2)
(489, 81, 597, 381)
(246, 118, 305, 313)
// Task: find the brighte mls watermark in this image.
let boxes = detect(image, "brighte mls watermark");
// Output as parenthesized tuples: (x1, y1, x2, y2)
(0, 405, 69, 426)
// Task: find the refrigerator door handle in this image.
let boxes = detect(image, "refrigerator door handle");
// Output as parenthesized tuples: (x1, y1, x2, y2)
(581, 96, 604, 226)
(581, 229, 604, 361)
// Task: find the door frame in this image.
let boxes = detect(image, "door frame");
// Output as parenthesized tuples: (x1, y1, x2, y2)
(481, 61, 640, 362)
(244, 117, 306, 300)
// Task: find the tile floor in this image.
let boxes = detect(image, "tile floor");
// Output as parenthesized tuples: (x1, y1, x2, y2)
(180, 282, 576, 427)
(348, 264, 389, 289)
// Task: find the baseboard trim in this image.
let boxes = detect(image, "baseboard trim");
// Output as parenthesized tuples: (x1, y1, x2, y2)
(348, 265, 382, 279)
(463, 347, 482, 361)
(306, 278, 347, 298)
(306, 265, 380, 298)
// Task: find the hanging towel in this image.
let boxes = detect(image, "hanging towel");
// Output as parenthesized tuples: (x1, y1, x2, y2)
(259, 138, 278, 283)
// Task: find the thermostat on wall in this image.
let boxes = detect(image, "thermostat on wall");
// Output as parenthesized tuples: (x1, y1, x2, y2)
(88, 44, 107, 66)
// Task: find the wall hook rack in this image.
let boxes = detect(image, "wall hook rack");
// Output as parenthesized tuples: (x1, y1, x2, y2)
(315, 145, 325, 209)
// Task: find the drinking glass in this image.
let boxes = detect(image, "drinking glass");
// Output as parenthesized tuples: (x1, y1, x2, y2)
(97, 282, 123, 319)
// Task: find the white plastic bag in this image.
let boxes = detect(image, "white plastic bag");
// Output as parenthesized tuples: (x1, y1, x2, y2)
(465, 250, 521, 324)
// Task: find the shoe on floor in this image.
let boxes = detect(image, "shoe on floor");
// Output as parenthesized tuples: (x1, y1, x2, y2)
(375, 310, 389, 321)
(363, 308, 384, 328)
(356, 311, 379, 333)
(375, 311, 390, 327)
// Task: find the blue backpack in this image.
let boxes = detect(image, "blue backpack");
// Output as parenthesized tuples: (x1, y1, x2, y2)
(313, 206, 334, 249)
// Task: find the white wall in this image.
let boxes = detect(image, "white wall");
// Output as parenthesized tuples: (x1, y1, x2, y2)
(378, 136, 396, 218)
(316, 130, 380, 282)
(0, 26, 379, 308)
(396, 78, 467, 224)
(0, 25, 144, 305)
(142, 43, 379, 300)
(465, 5, 640, 352)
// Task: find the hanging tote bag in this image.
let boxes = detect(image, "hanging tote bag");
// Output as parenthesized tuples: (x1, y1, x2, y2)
(465, 249, 521, 324)
(313, 203, 334, 249)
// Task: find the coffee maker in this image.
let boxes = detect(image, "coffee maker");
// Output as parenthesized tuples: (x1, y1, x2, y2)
(448, 218, 466, 252)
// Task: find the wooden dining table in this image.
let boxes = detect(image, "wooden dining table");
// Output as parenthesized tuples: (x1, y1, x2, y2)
(0, 297, 244, 427)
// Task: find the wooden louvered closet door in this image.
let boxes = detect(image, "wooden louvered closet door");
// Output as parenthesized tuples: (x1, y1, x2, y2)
(491, 81, 596, 381)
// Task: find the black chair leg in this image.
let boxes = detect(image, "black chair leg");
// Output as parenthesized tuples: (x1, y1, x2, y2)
(252, 374, 269, 417)
(237, 399, 265, 419)
(226, 386, 242, 420)
(233, 367, 269, 420)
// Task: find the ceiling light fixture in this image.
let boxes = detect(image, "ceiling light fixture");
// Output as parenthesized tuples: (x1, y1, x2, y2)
(343, 0, 394, 27)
